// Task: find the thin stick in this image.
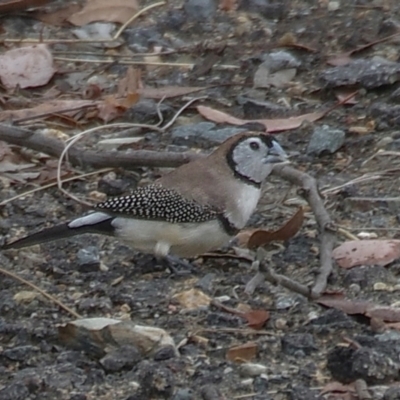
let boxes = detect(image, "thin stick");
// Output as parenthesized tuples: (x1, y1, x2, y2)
(113, 2, 166, 40)
(0, 266, 82, 319)
(53, 57, 239, 70)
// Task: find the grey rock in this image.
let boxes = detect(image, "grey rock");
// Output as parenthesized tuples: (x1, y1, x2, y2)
(77, 246, 100, 272)
(100, 345, 141, 373)
(288, 384, 321, 400)
(184, 0, 217, 21)
(327, 346, 400, 384)
(0, 382, 29, 400)
(239, 362, 267, 377)
(3, 345, 39, 361)
(238, 0, 287, 20)
(124, 27, 167, 52)
(138, 361, 175, 398)
(260, 51, 301, 71)
(320, 58, 400, 89)
(171, 122, 246, 147)
(281, 333, 318, 356)
(307, 125, 345, 155)
(369, 102, 400, 127)
(254, 51, 300, 88)
(173, 388, 194, 400)
(384, 386, 400, 400)
(195, 273, 216, 293)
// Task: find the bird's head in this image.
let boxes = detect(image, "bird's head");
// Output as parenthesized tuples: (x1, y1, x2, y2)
(223, 132, 289, 185)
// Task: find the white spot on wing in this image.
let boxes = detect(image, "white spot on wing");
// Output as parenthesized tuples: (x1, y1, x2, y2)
(68, 212, 111, 228)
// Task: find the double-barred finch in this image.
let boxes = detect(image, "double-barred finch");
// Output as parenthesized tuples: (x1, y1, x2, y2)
(2, 132, 288, 258)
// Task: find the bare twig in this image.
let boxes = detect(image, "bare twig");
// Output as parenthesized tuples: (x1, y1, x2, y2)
(0, 124, 199, 169)
(271, 165, 336, 298)
(0, 266, 81, 319)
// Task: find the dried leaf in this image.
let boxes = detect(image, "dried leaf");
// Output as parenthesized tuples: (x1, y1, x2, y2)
(226, 342, 258, 362)
(68, 0, 139, 26)
(197, 105, 325, 133)
(243, 310, 270, 330)
(366, 306, 400, 323)
(0, 0, 51, 13)
(316, 294, 369, 315)
(0, 44, 55, 89)
(33, 3, 82, 26)
(219, 0, 237, 11)
(248, 207, 304, 249)
(97, 93, 139, 122)
(0, 99, 98, 122)
(332, 240, 400, 269)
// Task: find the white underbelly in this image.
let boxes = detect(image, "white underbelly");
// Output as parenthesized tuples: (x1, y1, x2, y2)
(112, 218, 231, 258)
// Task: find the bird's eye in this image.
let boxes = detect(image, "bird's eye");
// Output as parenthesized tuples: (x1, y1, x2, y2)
(249, 141, 260, 150)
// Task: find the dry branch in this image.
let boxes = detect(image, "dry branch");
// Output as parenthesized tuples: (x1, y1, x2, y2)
(271, 164, 336, 298)
(0, 124, 197, 169)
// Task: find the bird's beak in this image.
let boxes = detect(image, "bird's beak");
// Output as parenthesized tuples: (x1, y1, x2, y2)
(264, 140, 289, 164)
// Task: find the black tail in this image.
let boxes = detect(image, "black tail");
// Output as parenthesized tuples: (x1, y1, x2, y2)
(2, 217, 115, 250)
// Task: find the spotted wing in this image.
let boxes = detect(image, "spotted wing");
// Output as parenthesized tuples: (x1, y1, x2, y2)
(95, 184, 218, 223)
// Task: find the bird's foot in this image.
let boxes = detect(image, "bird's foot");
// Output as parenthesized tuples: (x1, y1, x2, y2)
(160, 255, 198, 277)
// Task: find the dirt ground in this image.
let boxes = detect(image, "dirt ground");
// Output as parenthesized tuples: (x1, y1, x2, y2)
(1, 0, 400, 399)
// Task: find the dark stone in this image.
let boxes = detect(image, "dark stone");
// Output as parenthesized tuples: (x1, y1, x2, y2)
(2, 345, 39, 361)
(238, 0, 287, 20)
(320, 58, 400, 89)
(307, 125, 345, 156)
(97, 178, 130, 197)
(100, 345, 142, 373)
(184, 0, 217, 21)
(281, 333, 318, 356)
(327, 345, 399, 384)
(77, 246, 100, 273)
(0, 382, 29, 400)
(172, 388, 194, 400)
(384, 386, 400, 400)
(138, 361, 175, 399)
(369, 102, 400, 127)
(288, 384, 322, 400)
(153, 345, 177, 361)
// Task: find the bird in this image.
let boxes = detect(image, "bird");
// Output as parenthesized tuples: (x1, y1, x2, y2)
(2, 132, 288, 260)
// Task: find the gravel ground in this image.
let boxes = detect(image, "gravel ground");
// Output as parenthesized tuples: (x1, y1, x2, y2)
(2, 1, 400, 399)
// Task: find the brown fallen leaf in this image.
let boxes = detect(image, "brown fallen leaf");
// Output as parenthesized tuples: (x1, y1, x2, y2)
(320, 381, 356, 400)
(316, 294, 369, 315)
(97, 93, 140, 122)
(68, 0, 139, 26)
(366, 305, 400, 323)
(211, 300, 269, 330)
(332, 239, 400, 269)
(0, 0, 51, 13)
(0, 100, 98, 122)
(247, 207, 304, 249)
(219, 0, 237, 11)
(32, 3, 82, 26)
(0, 44, 55, 89)
(226, 342, 258, 362)
(197, 105, 325, 133)
(243, 310, 270, 330)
